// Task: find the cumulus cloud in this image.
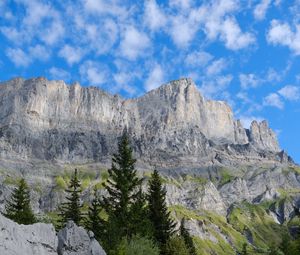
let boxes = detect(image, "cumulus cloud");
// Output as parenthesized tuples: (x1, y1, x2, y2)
(29, 44, 51, 61)
(220, 18, 256, 50)
(267, 20, 300, 55)
(254, 0, 271, 20)
(239, 115, 264, 128)
(145, 64, 165, 91)
(6, 48, 31, 67)
(49, 67, 71, 81)
(119, 26, 151, 60)
(278, 85, 300, 101)
(239, 73, 261, 89)
(206, 58, 227, 76)
(263, 93, 284, 109)
(199, 75, 233, 98)
(59, 45, 85, 65)
(80, 61, 109, 86)
(200, 0, 255, 50)
(144, 0, 167, 31)
(185, 51, 213, 67)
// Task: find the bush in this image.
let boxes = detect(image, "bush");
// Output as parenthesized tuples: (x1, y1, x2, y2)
(165, 236, 190, 255)
(115, 235, 160, 255)
(55, 176, 67, 190)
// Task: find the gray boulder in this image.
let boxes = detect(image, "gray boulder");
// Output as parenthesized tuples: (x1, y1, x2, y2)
(0, 213, 57, 255)
(57, 221, 106, 255)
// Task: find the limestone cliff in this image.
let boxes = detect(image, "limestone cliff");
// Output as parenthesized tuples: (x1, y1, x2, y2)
(0, 77, 289, 169)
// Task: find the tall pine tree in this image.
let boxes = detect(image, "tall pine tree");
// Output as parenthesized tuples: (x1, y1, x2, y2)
(59, 169, 83, 226)
(85, 187, 105, 242)
(101, 133, 144, 251)
(3, 178, 36, 225)
(147, 170, 176, 253)
(180, 218, 197, 255)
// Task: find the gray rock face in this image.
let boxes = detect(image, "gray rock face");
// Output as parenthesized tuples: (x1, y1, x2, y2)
(0, 214, 106, 255)
(58, 221, 106, 255)
(0, 77, 287, 170)
(0, 213, 57, 255)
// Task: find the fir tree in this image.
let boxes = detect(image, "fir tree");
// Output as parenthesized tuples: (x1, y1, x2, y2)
(3, 178, 36, 225)
(59, 169, 83, 226)
(130, 185, 154, 237)
(180, 218, 197, 255)
(85, 187, 105, 242)
(147, 170, 176, 253)
(241, 243, 248, 255)
(101, 133, 143, 250)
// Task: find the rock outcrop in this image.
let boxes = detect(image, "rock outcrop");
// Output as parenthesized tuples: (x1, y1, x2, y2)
(0, 77, 290, 171)
(0, 214, 106, 255)
(57, 221, 106, 255)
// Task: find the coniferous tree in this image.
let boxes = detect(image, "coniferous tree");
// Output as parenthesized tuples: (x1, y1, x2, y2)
(241, 243, 248, 255)
(3, 178, 36, 225)
(147, 170, 176, 253)
(180, 218, 197, 255)
(130, 185, 154, 237)
(85, 187, 105, 242)
(59, 169, 83, 226)
(101, 133, 144, 250)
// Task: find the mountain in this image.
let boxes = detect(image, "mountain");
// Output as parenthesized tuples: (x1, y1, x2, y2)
(0, 77, 291, 168)
(0, 77, 299, 254)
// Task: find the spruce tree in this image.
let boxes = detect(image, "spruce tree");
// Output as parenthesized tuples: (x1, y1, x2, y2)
(147, 170, 176, 253)
(180, 218, 197, 255)
(241, 243, 248, 255)
(85, 187, 105, 242)
(59, 169, 83, 226)
(130, 185, 153, 237)
(101, 133, 143, 250)
(3, 178, 36, 225)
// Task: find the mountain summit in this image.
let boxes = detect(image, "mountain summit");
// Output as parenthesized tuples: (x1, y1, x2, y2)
(0, 77, 293, 172)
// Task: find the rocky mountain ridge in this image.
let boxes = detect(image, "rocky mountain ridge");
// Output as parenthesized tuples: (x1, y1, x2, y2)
(0, 77, 290, 170)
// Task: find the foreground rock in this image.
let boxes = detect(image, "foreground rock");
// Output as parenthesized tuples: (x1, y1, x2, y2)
(0, 214, 106, 255)
(58, 221, 106, 255)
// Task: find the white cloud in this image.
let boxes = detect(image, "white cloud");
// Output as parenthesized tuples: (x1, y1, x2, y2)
(278, 85, 300, 101)
(267, 20, 300, 55)
(169, 0, 192, 10)
(144, 0, 167, 31)
(169, 14, 199, 48)
(220, 18, 255, 50)
(254, 0, 271, 20)
(199, 75, 233, 98)
(6, 48, 31, 67)
(239, 115, 264, 129)
(119, 26, 151, 60)
(206, 58, 227, 76)
(49, 67, 71, 81)
(199, 0, 255, 50)
(185, 51, 213, 67)
(263, 93, 284, 109)
(59, 45, 84, 65)
(40, 20, 64, 45)
(80, 61, 109, 86)
(29, 44, 50, 61)
(83, 0, 126, 17)
(145, 64, 165, 91)
(239, 73, 261, 89)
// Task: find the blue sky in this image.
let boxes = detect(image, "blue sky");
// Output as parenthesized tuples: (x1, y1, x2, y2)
(0, 0, 299, 162)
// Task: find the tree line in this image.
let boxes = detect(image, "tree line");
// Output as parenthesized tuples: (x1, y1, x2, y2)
(2, 134, 196, 255)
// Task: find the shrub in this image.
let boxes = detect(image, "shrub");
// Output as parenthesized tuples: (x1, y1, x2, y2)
(165, 236, 190, 255)
(116, 235, 160, 255)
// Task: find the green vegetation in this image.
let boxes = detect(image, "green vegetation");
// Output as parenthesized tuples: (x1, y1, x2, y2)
(2, 178, 36, 225)
(227, 202, 289, 250)
(59, 169, 83, 226)
(116, 235, 160, 255)
(219, 169, 235, 186)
